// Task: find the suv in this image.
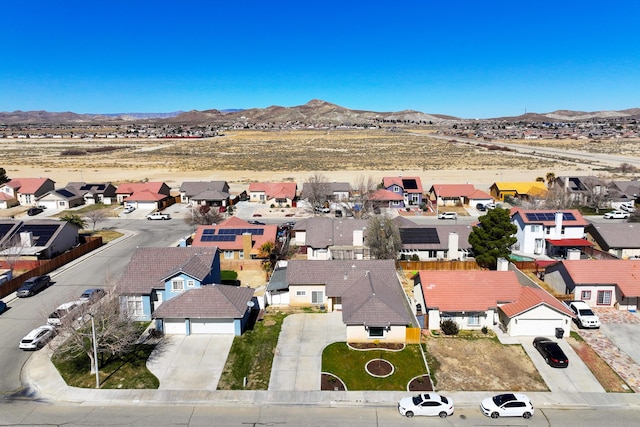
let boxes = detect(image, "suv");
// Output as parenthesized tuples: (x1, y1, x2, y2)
(16, 275, 51, 297)
(47, 301, 86, 326)
(438, 212, 458, 220)
(27, 207, 44, 216)
(567, 300, 600, 329)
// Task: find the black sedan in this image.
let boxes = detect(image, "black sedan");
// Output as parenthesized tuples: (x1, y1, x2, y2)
(533, 337, 569, 368)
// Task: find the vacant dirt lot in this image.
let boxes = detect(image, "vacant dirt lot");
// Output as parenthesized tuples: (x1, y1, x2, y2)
(426, 336, 547, 392)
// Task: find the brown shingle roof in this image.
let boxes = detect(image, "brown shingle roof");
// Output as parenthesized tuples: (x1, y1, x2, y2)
(152, 285, 254, 319)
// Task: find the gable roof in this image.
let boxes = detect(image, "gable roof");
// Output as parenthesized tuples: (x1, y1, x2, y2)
(431, 184, 476, 198)
(297, 217, 368, 249)
(152, 285, 254, 319)
(382, 176, 423, 193)
(180, 181, 229, 196)
(417, 270, 522, 312)
(248, 182, 297, 200)
(67, 182, 117, 197)
(368, 189, 404, 201)
(511, 208, 589, 227)
(116, 182, 169, 195)
(395, 218, 473, 250)
(118, 247, 219, 295)
(499, 286, 574, 318)
(286, 259, 398, 297)
(5, 178, 55, 194)
(552, 260, 640, 298)
(341, 272, 413, 327)
(491, 181, 548, 197)
(125, 189, 170, 202)
(586, 223, 640, 250)
(192, 216, 277, 252)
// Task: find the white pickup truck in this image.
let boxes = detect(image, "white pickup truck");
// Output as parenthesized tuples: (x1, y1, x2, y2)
(146, 211, 171, 220)
(566, 300, 600, 329)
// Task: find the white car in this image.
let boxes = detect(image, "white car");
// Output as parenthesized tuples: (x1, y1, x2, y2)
(603, 210, 630, 219)
(480, 393, 534, 419)
(19, 325, 56, 350)
(620, 203, 636, 213)
(123, 205, 135, 214)
(438, 212, 458, 220)
(47, 300, 86, 326)
(398, 393, 454, 418)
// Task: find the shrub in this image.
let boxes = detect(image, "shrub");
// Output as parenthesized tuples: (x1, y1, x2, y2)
(410, 254, 420, 261)
(481, 326, 488, 334)
(440, 319, 459, 335)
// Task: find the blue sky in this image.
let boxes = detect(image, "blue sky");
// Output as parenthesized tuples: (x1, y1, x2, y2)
(2, 1, 639, 118)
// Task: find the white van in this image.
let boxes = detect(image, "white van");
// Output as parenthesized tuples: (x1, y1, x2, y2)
(47, 301, 86, 327)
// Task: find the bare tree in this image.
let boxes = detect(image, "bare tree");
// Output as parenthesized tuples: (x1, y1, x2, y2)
(351, 175, 378, 218)
(583, 176, 619, 213)
(364, 214, 401, 260)
(184, 205, 223, 226)
(85, 209, 107, 232)
(0, 233, 26, 275)
(304, 172, 330, 214)
(543, 185, 575, 210)
(53, 292, 143, 378)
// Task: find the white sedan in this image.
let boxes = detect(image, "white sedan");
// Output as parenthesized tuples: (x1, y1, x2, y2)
(19, 325, 56, 350)
(603, 210, 630, 219)
(437, 212, 458, 220)
(480, 393, 534, 419)
(397, 393, 454, 418)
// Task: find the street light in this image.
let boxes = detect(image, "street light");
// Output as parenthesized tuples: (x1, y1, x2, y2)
(84, 313, 100, 388)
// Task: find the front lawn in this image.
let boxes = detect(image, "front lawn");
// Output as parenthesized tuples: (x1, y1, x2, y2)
(322, 343, 428, 390)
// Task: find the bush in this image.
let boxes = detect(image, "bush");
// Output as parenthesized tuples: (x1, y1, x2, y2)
(481, 326, 488, 334)
(410, 254, 420, 261)
(440, 319, 459, 335)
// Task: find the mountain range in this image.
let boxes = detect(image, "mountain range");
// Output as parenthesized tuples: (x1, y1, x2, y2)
(1, 99, 639, 125)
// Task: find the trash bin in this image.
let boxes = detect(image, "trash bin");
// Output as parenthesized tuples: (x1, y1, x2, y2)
(555, 327, 564, 339)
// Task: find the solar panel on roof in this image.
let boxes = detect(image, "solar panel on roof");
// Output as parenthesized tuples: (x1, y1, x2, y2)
(218, 228, 264, 235)
(525, 212, 577, 222)
(400, 228, 440, 244)
(0, 223, 15, 239)
(402, 179, 418, 190)
(57, 189, 76, 198)
(200, 234, 235, 242)
(202, 229, 215, 235)
(19, 224, 60, 245)
(563, 213, 576, 221)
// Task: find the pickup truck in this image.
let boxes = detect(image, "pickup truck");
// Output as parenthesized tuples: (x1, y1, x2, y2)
(146, 211, 171, 220)
(565, 300, 600, 329)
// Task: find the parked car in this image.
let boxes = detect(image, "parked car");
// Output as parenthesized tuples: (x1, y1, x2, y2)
(27, 207, 44, 216)
(476, 204, 487, 211)
(438, 212, 458, 220)
(315, 205, 330, 213)
(0, 300, 7, 314)
(620, 203, 636, 213)
(248, 220, 265, 225)
(19, 325, 56, 350)
(335, 209, 343, 217)
(397, 393, 454, 418)
(532, 337, 569, 368)
(47, 301, 86, 327)
(485, 202, 497, 209)
(123, 205, 135, 214)
(146, 211, 171, 220)
(16, 275, 51, 297)
(566, 300, 600, 329)
(603, 210, 630, 219)
(481, 393, 534, 419)
(79, 288, 106, 302)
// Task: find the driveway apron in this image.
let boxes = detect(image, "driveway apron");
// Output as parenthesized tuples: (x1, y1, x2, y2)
(269, 312, 346, 391)
(146, 334, 234, 390)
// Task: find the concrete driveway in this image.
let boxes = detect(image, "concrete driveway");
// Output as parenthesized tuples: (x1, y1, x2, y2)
(269, 312, 346, 391)
(520, 337, 605, 393)
(146, 334, 234, 390)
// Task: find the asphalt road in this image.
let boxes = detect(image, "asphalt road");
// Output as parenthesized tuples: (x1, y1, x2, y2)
(0, 217, 194, 395)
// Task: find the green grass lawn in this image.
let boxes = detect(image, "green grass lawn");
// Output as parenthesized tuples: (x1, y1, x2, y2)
(217, 311, 287, 390)
(322, 343, 428, 391)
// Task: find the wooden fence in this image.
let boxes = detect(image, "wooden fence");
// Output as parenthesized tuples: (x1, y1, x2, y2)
(405, 327, 422, 344)
(0, 235, 103, 299)
(399, 260, 483, 271)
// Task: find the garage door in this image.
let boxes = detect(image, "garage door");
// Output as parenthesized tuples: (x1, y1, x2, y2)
(163, 319, 187, 335)
(516, 319, 564, 336)
(190, 318, 235, 334)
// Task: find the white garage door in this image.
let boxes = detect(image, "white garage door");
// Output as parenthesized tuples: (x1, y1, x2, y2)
(190, 318, 235, 334)
(163, 319, 187, 335)
(516, 319, 564, 336)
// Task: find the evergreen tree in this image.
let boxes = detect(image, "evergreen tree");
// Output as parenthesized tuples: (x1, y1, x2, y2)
(468, 207, 517, 269)
(0, 167, 9, 185)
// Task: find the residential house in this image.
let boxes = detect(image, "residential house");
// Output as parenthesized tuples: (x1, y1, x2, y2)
(115, 182, 172, 209)
(489, 181, 548, 202)
(367, 189, 404, 211)
(292, 217, 370, 260)
(382, 176, 423, 208)
(118, 247, 221, 321)
(0, 178, 55, 207)
(510, 208, 591, 258)
(0, 219, 80, 259)
(585, 222, 640, 259)
(191, 216, 277, 263)
(544, 260, 640, 311)
(551, 176, 600, 205)
(266, 259, 414, 343)
(300, 181, 351, 202)
(179, 181, 231, 207)
(611, 179, 640, 207)
(37, 186, 84, 210)
(394, 217, 473, 261)
(152, 285, 256, 335)
(248, 182, 297, 206)
(67, 182, 117, 205)
(428, 184, 493, 208)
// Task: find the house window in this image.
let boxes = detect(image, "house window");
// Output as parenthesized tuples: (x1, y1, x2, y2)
(531, 225, 540, 232)
(186, 280, 195, 288)
(127, 296, 143, 317)
(239, 250, 244, 260)
(296, 290, 306, 296)
(171, 279, 184, 292)
(311, 291, 324, 305)
(597, 290, 612, 305)
(581, 290, 592, 300)
(467, 314, 480, 326)
(368, 327, 385, 338)
(393, 185, 400, 193)
(58, 201, 65, 207)
(224, 250, 234, 259)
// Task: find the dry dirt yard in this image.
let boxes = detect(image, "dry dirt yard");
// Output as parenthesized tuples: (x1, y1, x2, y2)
(426, 335, 547, 392)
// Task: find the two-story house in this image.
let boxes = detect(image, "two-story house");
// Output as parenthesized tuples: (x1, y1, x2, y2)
(382, 176, 423, 208)
(292, 217, 370, 260)
(0, 178, 55, 208)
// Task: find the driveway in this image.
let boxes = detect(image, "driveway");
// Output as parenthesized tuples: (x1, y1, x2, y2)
(146, 334, 234, 390)
(269, 312, 346, 391)
(520, 337, 605, 393)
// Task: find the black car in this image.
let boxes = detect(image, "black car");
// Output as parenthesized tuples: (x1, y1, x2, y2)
(532, 337, 568, 368)
(16, 275, 51, 297)
(27, 207, 44, 216)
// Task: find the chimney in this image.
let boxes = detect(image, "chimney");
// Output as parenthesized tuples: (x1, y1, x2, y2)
(447, 232, 459, 260)
(554, 211, 563, 238)
(353, 229, 364, 246)
(567, 249, 581, 260)
(20, 232, 34, 247)
(496, 257, 509, 271)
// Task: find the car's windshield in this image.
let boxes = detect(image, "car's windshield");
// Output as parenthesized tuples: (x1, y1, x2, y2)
(412, 395, 424, 405)
(493, 394, 515, 406)
(579, 309, 594, 316)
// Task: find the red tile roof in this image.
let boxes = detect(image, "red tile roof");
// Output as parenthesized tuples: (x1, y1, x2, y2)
(192, 216, 277, 252)
(248, 182, 297, 200)
(6, 178, 54, 193)
(368, 189, 404, 201)
(417, 270, 522, 311)
(555, 260, 640, 298)
(500, 286, 575, 318)
(511, 208, 589, 226)
(431, 184, 476, 198)
(116, 182, 167, 195)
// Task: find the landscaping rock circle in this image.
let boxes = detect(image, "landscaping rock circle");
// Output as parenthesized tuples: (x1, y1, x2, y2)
(321, 373, 346, 391)
(365, 359, 394, 378)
